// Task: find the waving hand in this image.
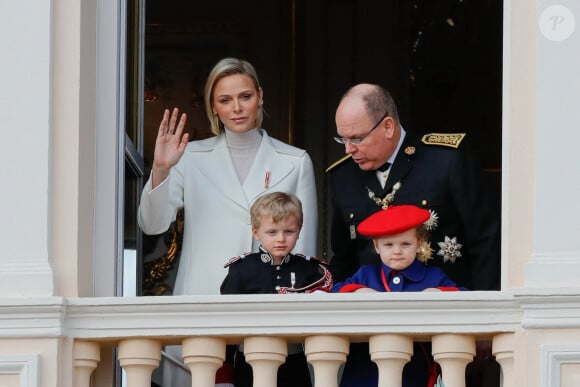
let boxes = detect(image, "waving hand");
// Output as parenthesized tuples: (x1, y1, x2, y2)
(151, 108, 189, 188)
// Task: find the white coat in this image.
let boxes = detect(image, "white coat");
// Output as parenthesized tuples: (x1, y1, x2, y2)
(138, 129, 318, 295)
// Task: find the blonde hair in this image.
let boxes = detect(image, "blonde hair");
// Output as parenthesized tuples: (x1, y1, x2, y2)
(204, 57, 263, 135)
(415, 225, 433, 263)
(251, 192, 303, 230)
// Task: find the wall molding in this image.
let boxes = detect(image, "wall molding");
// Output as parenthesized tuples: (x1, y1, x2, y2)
(515, 288, 580, 329)
(541, 344, 580, 387)
(0, 354, 40, 387)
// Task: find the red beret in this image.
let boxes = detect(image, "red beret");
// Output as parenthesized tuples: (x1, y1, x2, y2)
(357, 205, 430, 237)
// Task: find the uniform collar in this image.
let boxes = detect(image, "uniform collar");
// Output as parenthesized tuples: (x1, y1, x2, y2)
(387, 126, 406, 165)
(258, 246, 291, 265)
(382, 259, 426, 283)
(385, 128, 419, 190)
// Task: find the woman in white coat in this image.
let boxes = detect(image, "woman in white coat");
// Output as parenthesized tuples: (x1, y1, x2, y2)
(138, 57, 318, 295)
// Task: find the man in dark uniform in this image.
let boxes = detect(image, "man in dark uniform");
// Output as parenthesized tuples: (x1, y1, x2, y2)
(327, 83, 500, 291)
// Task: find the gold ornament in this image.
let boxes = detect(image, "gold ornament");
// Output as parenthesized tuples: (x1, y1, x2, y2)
(417, 241, 433, 263)
(424, 210, 439, 230)
(367, 181, 401, 209)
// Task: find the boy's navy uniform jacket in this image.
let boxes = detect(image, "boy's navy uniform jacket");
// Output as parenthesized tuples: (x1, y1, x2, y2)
(220, 248, 333, 294)
(331, 259, 462, 293)
(327, 131, 500, 290)
(220, 247, 331, 387)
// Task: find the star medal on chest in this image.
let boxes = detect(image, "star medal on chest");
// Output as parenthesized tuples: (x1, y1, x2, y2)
(367, 181, 402, 209)
(437, 236, 463, 263)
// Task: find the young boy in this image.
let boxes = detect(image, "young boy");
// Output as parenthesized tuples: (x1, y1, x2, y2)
(331, 204, 465, 387)
(220, 192, 332, 387)
(221, 192, 332, 294)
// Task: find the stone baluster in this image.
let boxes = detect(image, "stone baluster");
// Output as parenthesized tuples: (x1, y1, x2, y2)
(493, 333, 515, 386)
(244, 336, 287, 387)
(432, 334, 475, 387)
(369, 334, 413, 387)
(73, 340, 101, 387)
(118, 339, 161, 387)
(305, 335, 350, 387)
(182, 337, 226, 387)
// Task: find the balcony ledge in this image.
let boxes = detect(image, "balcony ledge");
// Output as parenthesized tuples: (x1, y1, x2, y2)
(2, 289, 580, 341)
(0, 292, 516, 340)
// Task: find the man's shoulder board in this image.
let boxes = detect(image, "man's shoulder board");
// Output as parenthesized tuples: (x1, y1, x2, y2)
(421, 133, 466, 149)
(224, 252, 251, 268)
(325, 154, 352, 173)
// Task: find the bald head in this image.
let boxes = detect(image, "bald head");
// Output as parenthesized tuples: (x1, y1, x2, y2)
(335, 83, 401, 171)
(338, 83, 400, 126)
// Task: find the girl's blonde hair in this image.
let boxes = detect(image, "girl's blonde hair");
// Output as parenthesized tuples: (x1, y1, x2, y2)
(415, 225, 433, 263)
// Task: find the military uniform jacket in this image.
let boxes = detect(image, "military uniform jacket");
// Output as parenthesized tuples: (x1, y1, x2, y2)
(220, 248, 333, 294)
(328, 131, 500, 290)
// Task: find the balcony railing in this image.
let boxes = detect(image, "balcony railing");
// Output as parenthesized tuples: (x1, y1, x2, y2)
(4, 291, 525, 387)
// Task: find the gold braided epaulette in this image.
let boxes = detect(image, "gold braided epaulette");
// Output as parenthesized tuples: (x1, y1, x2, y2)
(325, 154, 352, 173)
(421, 133, 466, 149)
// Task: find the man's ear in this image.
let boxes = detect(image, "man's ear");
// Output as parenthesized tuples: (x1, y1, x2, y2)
(384, 117, 396, 139)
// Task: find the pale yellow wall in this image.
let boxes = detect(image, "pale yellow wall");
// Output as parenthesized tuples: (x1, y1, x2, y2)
(503, 0, 537, 289)
(50, 0, 93, 298)
(561, 364, 580, 386)
(50, 0, 121, 299)
(0, 374, 20, 387)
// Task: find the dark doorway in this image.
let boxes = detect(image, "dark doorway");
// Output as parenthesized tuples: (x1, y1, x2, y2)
(135, 0, 502, 293)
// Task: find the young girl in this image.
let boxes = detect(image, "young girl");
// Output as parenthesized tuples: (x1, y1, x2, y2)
(332, 204, 465, 387)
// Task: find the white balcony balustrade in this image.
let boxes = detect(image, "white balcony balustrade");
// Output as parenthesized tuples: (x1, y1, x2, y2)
(3, 291, 524, 387)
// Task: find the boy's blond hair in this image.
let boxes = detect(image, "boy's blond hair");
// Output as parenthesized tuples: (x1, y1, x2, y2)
(251, 192, 303, 230)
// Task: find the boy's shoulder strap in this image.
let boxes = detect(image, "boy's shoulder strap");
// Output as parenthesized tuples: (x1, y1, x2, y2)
(223, 252, 252, 268)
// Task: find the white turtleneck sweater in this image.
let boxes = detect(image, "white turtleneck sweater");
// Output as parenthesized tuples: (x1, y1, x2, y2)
(224, 127, 262, 183)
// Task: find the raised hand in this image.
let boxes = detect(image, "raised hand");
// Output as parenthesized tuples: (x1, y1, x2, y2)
(151, 108, 189, 188)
